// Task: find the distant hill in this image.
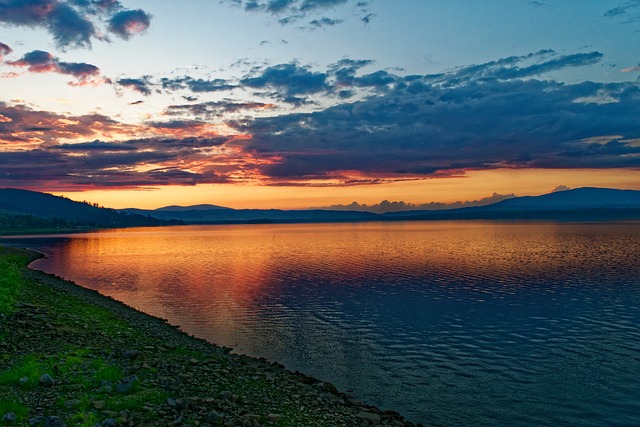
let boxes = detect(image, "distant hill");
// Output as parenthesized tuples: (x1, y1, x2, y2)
(483, 187, 640, 210)
(2, 187, 639, 233)
(123, 206, 379, 223)
(156, 204, 233, 212)
(384, 187, 640, 221)
(0, 188, 180, 232)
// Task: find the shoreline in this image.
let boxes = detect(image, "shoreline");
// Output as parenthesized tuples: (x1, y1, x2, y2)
(0, 248, 420, 427)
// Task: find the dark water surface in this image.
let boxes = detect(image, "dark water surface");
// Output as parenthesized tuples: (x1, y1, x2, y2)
(6, 221, 640, 426)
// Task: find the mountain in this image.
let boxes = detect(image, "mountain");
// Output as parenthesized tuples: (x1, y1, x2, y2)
(482, 187, 640, 210)
(122, 206, 379, 223)
(0, 188, 180, 231)
(384, 187, 640, 221)
(3, 187, 639, 233)
(155, 204, 233, 212)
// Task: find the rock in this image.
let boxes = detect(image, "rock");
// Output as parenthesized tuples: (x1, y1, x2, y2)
(92, 401, 106, 410)
(116, 382, 133, 394)
(64, 400, 80, 409)
(321, 381, 339, 395)
(39, 373, 55, 387)
(357, 411, 381, 425)
(28, 416, 43, 426)
(267, 413, 282, 422)
(122, 349, 139, 359)
(2, 412, 17, 423)
(101, 419, 117, 427)
(18, 376, 28, 386)
(42, 416, 66, 427)
(206, 411, 224, 424)
(116, 375, 138, 394)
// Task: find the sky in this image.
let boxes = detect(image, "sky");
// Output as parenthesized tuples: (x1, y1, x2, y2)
(0, 0, 639, 209)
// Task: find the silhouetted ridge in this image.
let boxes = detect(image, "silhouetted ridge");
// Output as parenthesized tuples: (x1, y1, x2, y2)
(0, 188, 178, 229)
(485, 187, 640, 210)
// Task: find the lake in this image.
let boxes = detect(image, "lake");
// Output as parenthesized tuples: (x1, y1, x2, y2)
(7, 221, 640, 426)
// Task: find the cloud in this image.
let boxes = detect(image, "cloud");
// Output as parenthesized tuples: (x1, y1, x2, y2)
(0, 0, 152, 48)
(2, 50, 639, 190)
(107, 8, 151, 39)
(241, 62, 328, 103)
(0, 41, 12, 61)
(161, 76, 236, 93)
(622, 65, 640, 72)
(228, 52, 640, 184)
(0, 101, 131, 148)
(227, 0, 368, 27)
(604, 1, 640, 23)
(6, 50, 108, 85)
(316, 193, 517, 213)
(116, 76, 152, 95)
(0, 102, 260, 189)
(309, 16, 343, 28)
(165, 100, 276, 119)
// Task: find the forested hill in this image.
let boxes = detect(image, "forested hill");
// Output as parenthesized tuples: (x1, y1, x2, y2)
(0, 188, 179, 232)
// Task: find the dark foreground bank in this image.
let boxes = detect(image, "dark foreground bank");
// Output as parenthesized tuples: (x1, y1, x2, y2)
(0, 248, 419, 427)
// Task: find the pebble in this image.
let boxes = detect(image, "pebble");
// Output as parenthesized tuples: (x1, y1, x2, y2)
(39, 373, 55, 387)
(1, 412, 17, 423)
(42, 416, 66, 427)
(357, 411, 381, 425)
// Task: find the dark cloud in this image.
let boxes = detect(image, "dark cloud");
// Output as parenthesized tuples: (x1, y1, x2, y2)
(228, 53, 640, 183)
(166, 100, 275, 119)
(309, 16, 343, 27)
(6, 50, 106, 85)
(107, 8, 151, 39)
(0, 0, 152, 48)
(604, 1, 640, 23)
(159, 76, 234, 92)
(116, 76, 152, 95)
(0, 148, 231, 189)
(2, 49, 638, 190)
(241, 63, 328, 102)
(0, 41, 12, 60)
(0, 103, 245, 188)
(227, 0, 368, 27)
(0, 102, 128, 147)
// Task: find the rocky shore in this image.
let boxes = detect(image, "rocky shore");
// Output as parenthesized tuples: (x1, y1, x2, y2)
(0, 248, 422, 427)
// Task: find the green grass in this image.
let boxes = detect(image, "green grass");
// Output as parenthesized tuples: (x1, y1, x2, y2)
(95, 365, 123, 383)
(0, 400, 29, 424)
(0, 355, 46, 388)
(0, 251, 29, 314)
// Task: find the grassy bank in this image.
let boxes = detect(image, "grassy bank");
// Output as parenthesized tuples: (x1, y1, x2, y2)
(0, 248, 417, 427)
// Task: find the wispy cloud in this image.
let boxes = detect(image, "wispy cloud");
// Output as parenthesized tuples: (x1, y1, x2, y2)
(604, 0, 640, 23)
(226, 0, 369, 27)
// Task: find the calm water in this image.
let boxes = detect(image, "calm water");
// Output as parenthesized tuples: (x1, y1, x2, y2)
(6, 221, 640, 426)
